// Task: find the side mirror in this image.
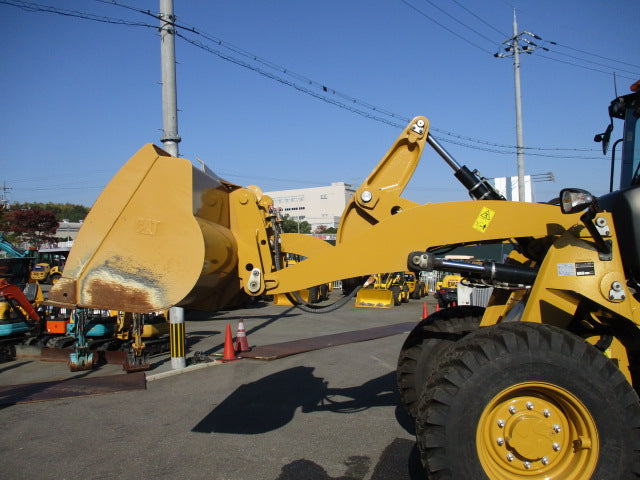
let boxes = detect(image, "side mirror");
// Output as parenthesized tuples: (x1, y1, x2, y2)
(560, 188, 596, 214)
(594, 123, 613, 155)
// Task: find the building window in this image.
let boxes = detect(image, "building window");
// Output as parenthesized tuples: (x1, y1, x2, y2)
(320, 194, 328, 200)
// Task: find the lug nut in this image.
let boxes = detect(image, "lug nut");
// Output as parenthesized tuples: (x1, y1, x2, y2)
(523, 461, 531, 469)
(541, 456, 549, 465)
(496, 437, 505, 446)
(506, 453, 514, 462)
(497, 419, 505, 428)
(543, 409, 551, 417)
(552, 442, 561, 452)
(526, 401, 534, 410)
(509, 406, 517, 414)
(553, 424, 561, 433)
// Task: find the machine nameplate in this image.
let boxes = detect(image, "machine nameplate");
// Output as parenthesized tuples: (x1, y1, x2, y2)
(557, 262, 595, 276)
(575, 261, 595, 276)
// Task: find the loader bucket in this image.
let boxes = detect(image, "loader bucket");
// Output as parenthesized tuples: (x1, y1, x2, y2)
(273, 289, 310, 306)
(48, 144, 242, 313)
(355, 288, 395, 308)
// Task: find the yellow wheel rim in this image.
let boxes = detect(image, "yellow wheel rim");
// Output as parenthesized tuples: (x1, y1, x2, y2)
(477, 382, 598, 479)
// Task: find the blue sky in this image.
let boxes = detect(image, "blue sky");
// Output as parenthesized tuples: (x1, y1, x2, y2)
(1, 0, 638, 207)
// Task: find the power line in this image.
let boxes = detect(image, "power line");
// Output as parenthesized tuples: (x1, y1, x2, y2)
(400, 0, 495, 54)
(541, 47, 640, 77)
(448, 0, 509, 38)
(1, 0, 155, 28)
(419, 0, 500, 45)
(535, 52, 639, 81)
(551, 40, 640, 70)
(2, 0, 607, 160)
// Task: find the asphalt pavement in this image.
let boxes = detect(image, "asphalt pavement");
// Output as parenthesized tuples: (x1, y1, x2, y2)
(0, 292, 438, 480)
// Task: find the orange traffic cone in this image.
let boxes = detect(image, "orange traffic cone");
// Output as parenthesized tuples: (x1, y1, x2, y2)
(421, 302, 429, 321)
(221, 323, 238, 362)
(452, 301, 457, 307)
(435, 303, 440, 312)
(235, 319, 251, 352)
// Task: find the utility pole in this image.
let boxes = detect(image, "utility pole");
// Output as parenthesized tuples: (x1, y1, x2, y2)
(0, 182, 12, 209)
(495, 10, 546, 202)
(159, 0, 185, 370)
(511, 11, 525, 202)
(159, 0, 181, 157)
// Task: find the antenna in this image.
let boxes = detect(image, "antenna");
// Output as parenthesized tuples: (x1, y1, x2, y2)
(613, 72, 619, 98)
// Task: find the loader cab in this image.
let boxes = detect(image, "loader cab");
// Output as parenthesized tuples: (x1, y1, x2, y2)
(611, 88, 640, 189)
(588, 86, 640, 283)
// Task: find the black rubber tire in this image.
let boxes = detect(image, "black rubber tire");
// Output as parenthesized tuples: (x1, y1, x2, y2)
(396, 305, 484, 418)
(319, 284, 329, 301)
(49, 273, 61, 285)
(415, 322, 640, 479)
(307, 286, 319, 304)
(401, 285, 410, 303)
(390, 285, 401, 306)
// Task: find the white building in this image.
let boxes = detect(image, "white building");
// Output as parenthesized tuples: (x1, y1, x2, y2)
(264, 182, 356, 231)
(494, 175, 534, 202)
(55, 219, 83, 242)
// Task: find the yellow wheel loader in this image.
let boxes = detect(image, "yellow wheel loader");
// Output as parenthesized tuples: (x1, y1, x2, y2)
(30, 247, 70, 285)
(404, 271, 426, 300)
(47, 82, 640, 478)
(355, 272, 409, 308)
(433, 273, 461, 307)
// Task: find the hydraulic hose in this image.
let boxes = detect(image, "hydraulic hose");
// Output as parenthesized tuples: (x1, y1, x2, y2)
(270, 214, 360, 314)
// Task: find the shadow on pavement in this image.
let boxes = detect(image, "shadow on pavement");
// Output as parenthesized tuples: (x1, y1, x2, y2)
(273, 438, 424, 480)
(192, 366, 415, 436)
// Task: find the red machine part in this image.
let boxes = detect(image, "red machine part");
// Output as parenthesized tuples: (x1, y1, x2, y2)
(0, 279, 40, 321)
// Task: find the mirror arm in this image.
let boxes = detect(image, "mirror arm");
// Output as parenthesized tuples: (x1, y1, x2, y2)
(580, 207, 611, 256)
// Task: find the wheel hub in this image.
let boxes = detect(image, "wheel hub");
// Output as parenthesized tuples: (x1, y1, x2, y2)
(496, 397, 565, 468)
(477, 382, 598, 479)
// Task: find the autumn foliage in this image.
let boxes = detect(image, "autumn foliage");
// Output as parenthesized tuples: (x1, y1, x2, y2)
(3, 208, 59, 247)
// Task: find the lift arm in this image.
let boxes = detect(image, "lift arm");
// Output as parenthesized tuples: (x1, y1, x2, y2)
(47, 117, 582, 312)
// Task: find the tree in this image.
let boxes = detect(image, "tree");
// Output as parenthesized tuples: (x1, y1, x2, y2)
(280, 214, 311, 234)
(10, 202, 89, 222)
(313, 225, 338, 234)
(6, 208, 59, 247)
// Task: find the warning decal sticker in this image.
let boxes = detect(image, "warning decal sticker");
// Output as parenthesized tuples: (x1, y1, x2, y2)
(473, 207, 495, 233)
(557, 263, 576, 276)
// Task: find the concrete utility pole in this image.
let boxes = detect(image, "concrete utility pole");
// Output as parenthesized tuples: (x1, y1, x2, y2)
(159, 0, 185, 370)
(159, 0, 181, 157)
(495, 10, 546, 202)
(511, 11, 525, 202)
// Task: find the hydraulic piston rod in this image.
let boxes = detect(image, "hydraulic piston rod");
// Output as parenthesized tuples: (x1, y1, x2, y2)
(409, 251, 538, 286)
(427, 133, 505, 201)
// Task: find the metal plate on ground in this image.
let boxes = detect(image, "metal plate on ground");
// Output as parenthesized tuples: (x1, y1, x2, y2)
(0, 372, 146, 405)
(40, 347, 128, 366)
(240, 322, 416, 360)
